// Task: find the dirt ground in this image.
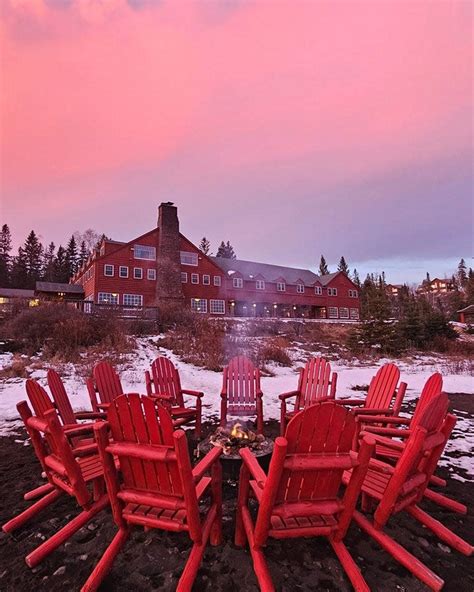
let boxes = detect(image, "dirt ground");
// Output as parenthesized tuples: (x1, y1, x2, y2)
(0, 396, 472, 592)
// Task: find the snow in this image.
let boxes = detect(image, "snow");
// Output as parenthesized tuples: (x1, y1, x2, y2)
(1, 339, 472, 478)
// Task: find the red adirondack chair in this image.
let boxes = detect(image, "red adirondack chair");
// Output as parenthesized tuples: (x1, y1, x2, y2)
(346, 394, 473, 591)
(220, 356, 264, 434)
(337, 362, 407, 416)
(82, 394, 222, 592)
(47, 369, 105, 424)
(145, 356, 203, 438)
(235, 401, 375, 592)
(2, 401, 109, 569)
(279, 356, 337, 435)
(87, 361, 124, 412)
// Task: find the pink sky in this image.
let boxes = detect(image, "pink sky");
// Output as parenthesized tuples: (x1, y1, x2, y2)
(0, 1, 472, 283)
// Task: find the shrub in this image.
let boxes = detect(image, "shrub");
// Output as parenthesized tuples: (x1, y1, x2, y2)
(0, 355, 29, 379)
(257, 339, 292, 367)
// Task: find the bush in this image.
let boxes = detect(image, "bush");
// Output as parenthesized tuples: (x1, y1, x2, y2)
(257, 339, 292, 367)
(0, 355, 29, 379)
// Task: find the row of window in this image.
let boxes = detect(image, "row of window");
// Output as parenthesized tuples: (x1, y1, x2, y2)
(98, 292, 143, 306)
(328, 307, 360, 320)
(191, 298, 225, 314)
(231, 278, 357, 298)
(104, 264, 156, 281)
(181, 272, 221, 286)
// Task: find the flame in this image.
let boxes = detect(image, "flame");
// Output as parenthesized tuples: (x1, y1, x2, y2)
(230, 423, 249, 440)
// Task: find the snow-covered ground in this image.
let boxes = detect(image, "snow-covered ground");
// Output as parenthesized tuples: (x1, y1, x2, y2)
(1, 338, 472, 479)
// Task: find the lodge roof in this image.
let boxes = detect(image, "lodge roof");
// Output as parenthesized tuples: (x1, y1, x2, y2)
(457, 304, 474, 314)
(0, 287, 35, 298)
(36, 282, 84, 294)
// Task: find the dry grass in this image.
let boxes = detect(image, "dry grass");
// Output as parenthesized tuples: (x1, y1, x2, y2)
(0, 355, 30, 379)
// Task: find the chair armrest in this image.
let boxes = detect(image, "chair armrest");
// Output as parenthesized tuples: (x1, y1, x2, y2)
(97, 403, 110, 410)
(360, 432, 405, 450)
(74, 411, 106, 420)
(220, 388, 227, 399)
(278, 390, 299, 401)
(357, 415, 410, 426)
(336, 398, 365, 406)
(182, 389, 204, 398)
(192, 447, 221, 482)
(240, 447, 267, 489)
(352, 407, 394, 416)
(149, 393, 173, 402)
(256, 390, 263, 399)
(362, 426, 412, 438)
(63, 423, 96, 438)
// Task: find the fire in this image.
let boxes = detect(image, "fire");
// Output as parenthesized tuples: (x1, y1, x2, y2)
(209, 422, 264, 456)
(230, 423, 249, 440)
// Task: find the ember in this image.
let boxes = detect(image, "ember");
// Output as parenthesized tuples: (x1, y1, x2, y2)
(210, 422, 265, 456)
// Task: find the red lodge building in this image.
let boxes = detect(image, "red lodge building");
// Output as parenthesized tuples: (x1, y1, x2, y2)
(72, 203, 360, 320)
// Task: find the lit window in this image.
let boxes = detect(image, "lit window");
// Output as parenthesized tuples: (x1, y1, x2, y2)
(315, 286, 322, 295)
(213, 276, 221, 286)
(277, 282, 286, 292)
(350, 308, 360, 320)
(328, 288, 338, 296)
(134, 245, 156, 260)
(133, 267, 143, 280)
(203, 274, 211, 285)
(339, 307, 349, 319)
(98, 292, 119, 305)
(210, 299, 225, 314)
(296, 283, 305, 294)
(191, 273, 199, 284)
(147, 269, 156, 281)
(181, 272, 188, 283)
(123, 294, 143, 307)
(233, 277, 243, 288)
(119, 266, 128, 278)
(104, 264, 114, 277)
(180, 251, 198, 266)
(191, 298, 207, 313)
(328, 307, 338, 318)
(256, 280, 265, 290)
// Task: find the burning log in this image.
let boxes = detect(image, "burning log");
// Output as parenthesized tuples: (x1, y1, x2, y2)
(209, 422, 265, 456)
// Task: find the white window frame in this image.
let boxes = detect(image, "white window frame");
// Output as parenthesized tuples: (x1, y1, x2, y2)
(147, 269, 156, 281)
(296, 283, 305, 294)
(119, 266, 129, 279)
(339, 307, 349, 319)
(233, 277, 243, 288)
(133, 245, 156, 260)
(123, 294, 143, 307)
(276, 282, 286, 292)
(256, 280, 265, 290)
(202, 274, 211, 285)
(315, 286, 322, 295)
(191, 298, 207, 313)
(180, 251, 198, 266)
(328, 306, 338, 319)
(104, 264, 114, 277)
(133, 267, 143, 280)
(181, 272, 188, 283)
(328, 287, 338, 296)
(191, 273, 199, 284)
(98, 292, 119, 305)
(349, 289, 358, 298)
(210, 299, 225, 314)
(213, 276, 221, 286)
(350, 308, 360, 320)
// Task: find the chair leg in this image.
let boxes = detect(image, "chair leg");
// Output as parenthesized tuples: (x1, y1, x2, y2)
(81, 527, 129, 592)
(406, 505, 473, 556)
(329, 538, 369, 592)
(353, 511, 444, 591)
(235, 465, 251, 547)
(24, 482, 55, 501)
(2, 489, 63, 534)
(210, 462, 222, 546)
(241, 506, 274, 592)
(423, 488, 467, 514)
(26, 495, 109, 568)
(195, 401, 202, 439)
(429, 474, 447, 487)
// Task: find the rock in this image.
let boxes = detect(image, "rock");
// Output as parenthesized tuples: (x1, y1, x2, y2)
(87, 522, 98, 531)
(79, 554, 88, 561)
(53, 566, 66, 576)
(418, 537, 430, 549)
(437, 543, 451, 553)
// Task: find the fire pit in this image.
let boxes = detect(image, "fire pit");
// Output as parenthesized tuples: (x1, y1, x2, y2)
(198, 422, 273, 480)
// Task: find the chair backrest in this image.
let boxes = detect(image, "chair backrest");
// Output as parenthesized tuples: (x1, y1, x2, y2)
(411, 373, 443, 429)
(102, 394, 202, 540)
(296, 357, 336, 410)
(365, 363, 400, 409)
(223, 356, 260, 410)
(47, 369, 77, 425)
(25, 379, 55, 419)
(150, 357, 183, 407)
(374, 393, 454, 527)
(93, 362, 123, 405)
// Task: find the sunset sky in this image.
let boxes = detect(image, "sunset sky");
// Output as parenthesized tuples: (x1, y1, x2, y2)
(0, 0, 472, 284)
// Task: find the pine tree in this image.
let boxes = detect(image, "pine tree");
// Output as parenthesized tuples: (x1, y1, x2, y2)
(216, 240, 236, 259)
(78, 240, 88, 267)
(42, 242, 56, 282)
(0, 224, 12, 286)
(199, 237, 211, 255)
(10, 247, 29, 288)
(457, 258, 467, 288)
(53, 245, 69, 283)
(352, 268, 360, 287)
(319, 255, 329, 276)
(23, 230, 43, 287)
(337, 256, 349, 275)
(464, 268, 474, 306)
(65, 235, 79, 278)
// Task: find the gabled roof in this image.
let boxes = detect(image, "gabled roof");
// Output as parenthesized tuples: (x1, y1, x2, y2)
(211, 257, 321, 285)
(318, 272, 340, 286)
(36, 282, 84, 294)
(458, 304, 474, 313)
(0, 287, 35, 298)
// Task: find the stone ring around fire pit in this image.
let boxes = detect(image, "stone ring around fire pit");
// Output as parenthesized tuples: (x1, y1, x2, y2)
(197, 422, 274, 480)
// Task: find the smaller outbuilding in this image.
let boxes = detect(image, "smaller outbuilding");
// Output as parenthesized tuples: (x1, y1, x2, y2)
(457, 304, 474, 325)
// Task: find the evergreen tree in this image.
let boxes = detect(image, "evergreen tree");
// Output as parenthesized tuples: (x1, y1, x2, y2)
(78, 240, 88, 268)
(65, 235, 79, 277)
(53, 245, 70, 283)
(216, 240, 236, 259)
(199, 237, 211, 255)
(319, 255, 329, 276)
(42, 242, 56, 282)
(23, 230, 43, 287)
(10, 247, 29, 288)
(0, 224, 12, 286)
(352, 268, 360, 287)
(337, 256, 349, 275)
(464, 268, 474, 306)
(457, 258, 467, 288)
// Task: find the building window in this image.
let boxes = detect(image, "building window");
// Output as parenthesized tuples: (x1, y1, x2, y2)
(339, 307, 349, 319)
(123, 294, 143, 307)
(119, 266, 129, 278)
(277, 282, 286, 292)
(328, 307, 338, 319)
(191, 298, 207, 313)
(328, 287, 338, 296)
(296, 283, 305, 294)
(191, 273, 199, 284)
(233, 277, 243, 288)
(202, 274, 211, 285)
(98, 292, 119, 305)
(348, 289, 358, 298)
(180, 251, 198, 266)
(210, 299, 225, 314)
(256, 280, 265, 290)
(315, 286, 322, 295)
(104, 264, 114, 277)
(133, 267, 143, 280)
(350, 308, 360, 320)
(213, 276, 221, 286)
(134, 245, 156, 260)
(147, 269, 156, 281)
(181, 272, 188, 283)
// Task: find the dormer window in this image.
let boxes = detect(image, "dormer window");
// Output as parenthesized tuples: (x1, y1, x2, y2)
(277, 282, 286, 292)
(233, 277, 243, 288)
(296, 283, 305, 294)
(328, 287, 337, 296)
(315, 286, 322, 295)
(256, 280, 265, 290)
(180, 251, 198, 266)
(134, 245, 156, 260)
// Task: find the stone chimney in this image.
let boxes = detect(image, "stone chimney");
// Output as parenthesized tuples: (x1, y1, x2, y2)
(156, 202, 184, 305)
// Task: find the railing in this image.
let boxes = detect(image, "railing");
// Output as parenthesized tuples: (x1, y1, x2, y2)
(81, 302, 159, 320)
